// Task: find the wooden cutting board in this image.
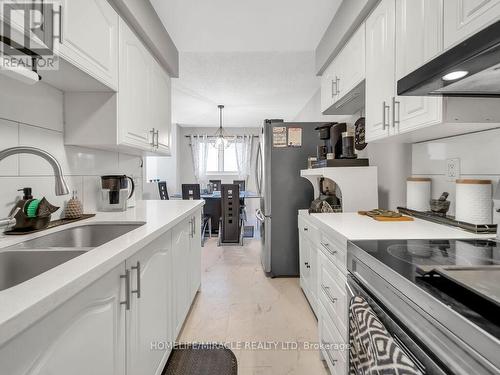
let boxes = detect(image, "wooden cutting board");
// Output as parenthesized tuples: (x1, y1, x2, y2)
(358, 211, 414, 222)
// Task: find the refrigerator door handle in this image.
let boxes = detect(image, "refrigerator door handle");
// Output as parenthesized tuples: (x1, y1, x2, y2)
(255, 141, 262, 195)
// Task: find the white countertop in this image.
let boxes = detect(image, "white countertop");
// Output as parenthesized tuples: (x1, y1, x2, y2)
(0, 200, 204, 346)
(299, 210, 494, 241)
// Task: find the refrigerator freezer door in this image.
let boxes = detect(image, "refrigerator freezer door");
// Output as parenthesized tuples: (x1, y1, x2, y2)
(261, 121, 320, 277)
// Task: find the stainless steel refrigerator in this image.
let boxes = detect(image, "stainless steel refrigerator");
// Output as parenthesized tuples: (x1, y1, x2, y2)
(255, 120, 333, 277)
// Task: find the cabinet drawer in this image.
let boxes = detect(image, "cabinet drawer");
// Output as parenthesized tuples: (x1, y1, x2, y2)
(319, 251, 348, 337)
(298, 215, 319, 244)
(319, 232, 347, 273)
(319, 301, 348, 375)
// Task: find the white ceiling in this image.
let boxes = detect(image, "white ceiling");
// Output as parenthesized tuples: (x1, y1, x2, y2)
(151, 0, 342, 127)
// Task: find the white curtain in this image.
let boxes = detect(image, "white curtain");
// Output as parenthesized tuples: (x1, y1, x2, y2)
(234, 135, 254, 181)
(190, 135, 209, 184)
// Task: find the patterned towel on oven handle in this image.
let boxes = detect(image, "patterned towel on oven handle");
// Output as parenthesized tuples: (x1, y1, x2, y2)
(349, 296, 423, 375)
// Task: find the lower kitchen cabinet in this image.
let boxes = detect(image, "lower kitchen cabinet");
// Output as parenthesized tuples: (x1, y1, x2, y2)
(0, 264, 126, 375)
(0, 209, 202, 375)
(126, 231, 173, 375)
(298, 215, 319, 315)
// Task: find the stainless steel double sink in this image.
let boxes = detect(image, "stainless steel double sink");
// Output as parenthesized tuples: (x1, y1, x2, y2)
(0, 223, 144, 291)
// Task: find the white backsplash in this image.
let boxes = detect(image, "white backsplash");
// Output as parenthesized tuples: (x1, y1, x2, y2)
(412, 128, 500, 222)
(0, 77, 143, 219)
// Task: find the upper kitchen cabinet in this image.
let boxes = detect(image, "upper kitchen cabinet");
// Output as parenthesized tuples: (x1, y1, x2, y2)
(321, 24, 366, 115)
(365, 0, 395, 142)
(58, 0, 119, 90)
(365, 0, 500, 143)
(394, 0, 444, 135)
(444, 0, 500, 49)
(64, 19, 172, 156)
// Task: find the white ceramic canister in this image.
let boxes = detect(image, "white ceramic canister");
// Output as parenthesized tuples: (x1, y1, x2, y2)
(406, 177, 432, 212)
(455, 179, 492, 224)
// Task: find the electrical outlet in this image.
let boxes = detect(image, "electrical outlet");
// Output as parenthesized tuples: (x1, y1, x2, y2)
(446, 158, 460, 181)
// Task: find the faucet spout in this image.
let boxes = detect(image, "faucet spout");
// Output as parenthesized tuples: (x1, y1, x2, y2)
(0, 147, 69, 196)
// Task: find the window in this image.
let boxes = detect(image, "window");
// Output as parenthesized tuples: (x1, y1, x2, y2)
(203, 142, 242, 173)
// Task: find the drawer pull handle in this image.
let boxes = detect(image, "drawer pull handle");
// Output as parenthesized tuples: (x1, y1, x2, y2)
(321, 242, 337, 255)
(321, 340, 338, 365)
(120, 270, 131, 310)
(321, 284, 338, 304)
(131, 261, 141, 299)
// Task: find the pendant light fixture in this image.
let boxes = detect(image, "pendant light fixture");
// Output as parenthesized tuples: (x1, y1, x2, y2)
(213, 104, 231, 149)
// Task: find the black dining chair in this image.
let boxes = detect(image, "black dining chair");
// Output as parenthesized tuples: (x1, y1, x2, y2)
(218, 184, 244, 246)
(233, 180, 246, 191)
(209, 179, 222, 191)
(233, 180, 247, 222)
(181, 184, 211, 244)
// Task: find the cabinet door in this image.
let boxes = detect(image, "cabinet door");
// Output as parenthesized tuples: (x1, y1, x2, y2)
(119, 20, 152, 150)
(335, 24, 366, 102)
(321, 60, 338, 113)
(59, 0, 118, 89)
(365, 0, 396, 142)
(0, 264, 126, 375)
(151, 60, 172, 155)
(189, 213, 202, 299)
(444, 0, 500, 49)
(126, 231, 173, 375)
(299, 233, 311, 292)
(172, 218, 192, 338)
(395, 0, 444, 134)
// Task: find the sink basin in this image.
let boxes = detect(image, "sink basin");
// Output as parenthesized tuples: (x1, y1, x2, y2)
(0, 250, 86, 291)
(4, 223, 144, 250)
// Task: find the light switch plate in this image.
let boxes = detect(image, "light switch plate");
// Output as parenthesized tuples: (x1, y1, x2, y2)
(446, 158, 460, 181)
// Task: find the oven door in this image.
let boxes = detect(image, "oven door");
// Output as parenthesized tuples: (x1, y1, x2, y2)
(346, 274, 447, 375)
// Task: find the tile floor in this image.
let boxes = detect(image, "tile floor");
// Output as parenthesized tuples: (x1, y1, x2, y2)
(179, 238, 329, 375)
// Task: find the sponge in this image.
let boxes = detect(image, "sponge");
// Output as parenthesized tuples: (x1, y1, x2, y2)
(26, 199, 41, 218)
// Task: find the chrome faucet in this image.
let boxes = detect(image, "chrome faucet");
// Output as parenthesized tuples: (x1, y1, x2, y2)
(0, 147, 70, 196)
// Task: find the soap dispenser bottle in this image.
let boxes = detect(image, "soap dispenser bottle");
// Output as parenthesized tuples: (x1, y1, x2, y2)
(9, 187, 33, 216)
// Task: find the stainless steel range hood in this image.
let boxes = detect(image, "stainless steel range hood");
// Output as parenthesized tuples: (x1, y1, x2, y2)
(397, 21, 500, 97)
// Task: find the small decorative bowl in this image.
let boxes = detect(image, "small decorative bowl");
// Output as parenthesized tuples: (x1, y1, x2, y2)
(430, 199, 451, 216)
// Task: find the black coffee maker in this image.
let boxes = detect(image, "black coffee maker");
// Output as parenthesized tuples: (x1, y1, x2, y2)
(315, 123, 347, 160)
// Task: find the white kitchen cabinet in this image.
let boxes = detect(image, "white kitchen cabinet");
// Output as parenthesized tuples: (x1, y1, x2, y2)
(333, 25, 366, 105)
(64, 20, 172, 156)
(394, 0, 444, 135)
(151, 59, 173, 155)
(298, 215, 318, 315)
(365, 0, 395, 142)
(0, 264, 126, 375)
(58, 0, 119, 90)
(321, 24, 365, 115)
(444, 0, 500, 49)
(119, 19, 153, 150)
(189, 213, 202, 299)
(321, 59, 338, 113)
(172, 217, 192, 338)
(126, 231, 173, 375)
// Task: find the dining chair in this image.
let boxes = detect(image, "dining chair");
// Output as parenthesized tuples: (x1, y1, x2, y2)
(218, 184, 243, 246)
(181, 184, 211, 244)
(209, 179, 222, 191)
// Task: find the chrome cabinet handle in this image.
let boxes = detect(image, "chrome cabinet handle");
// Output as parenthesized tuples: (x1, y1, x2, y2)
(155, 130, 160, 148)
(331, 79, 336, 98)
(382, 101, 390, 129)
(59, 5, 63, 43)
(392, 96, 400, 128)
(335, 77, 340, 96)
(321, 340, 338, 365)
(150, 128, 156, 147)
(120, 270, 131, 310)
(189, 217, 195, 238)
(321, 242, 337, 256)
(131, 262, 141, 299)
(321, 284, 338, 304)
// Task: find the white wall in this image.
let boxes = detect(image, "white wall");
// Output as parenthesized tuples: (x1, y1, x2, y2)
(412, 128, 500, 222)
(293, 88, 412, 210)
(0, 75, 143, 219)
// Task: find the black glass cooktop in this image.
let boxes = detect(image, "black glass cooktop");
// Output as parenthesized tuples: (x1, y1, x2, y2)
(351, 238, 500, 340)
